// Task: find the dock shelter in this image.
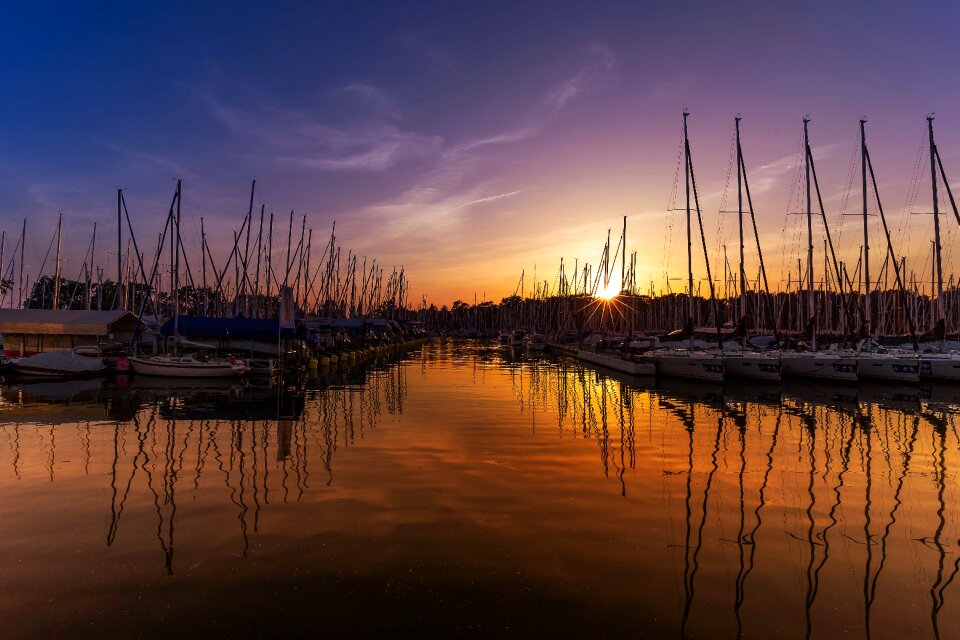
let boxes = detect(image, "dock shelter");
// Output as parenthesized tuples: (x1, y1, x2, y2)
(0, 309, 143, 356)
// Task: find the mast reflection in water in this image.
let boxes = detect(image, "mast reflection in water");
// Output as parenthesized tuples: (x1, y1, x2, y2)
(0, 339, 958, 638)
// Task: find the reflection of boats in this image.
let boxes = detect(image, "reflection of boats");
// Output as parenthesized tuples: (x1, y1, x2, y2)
(9, 349, 107, 377)
(0, 378, 108, 424)
(4, 377, 104, 402)
(129, 354, 248, 377)
(125, 375, 247, 393)
(780, 379, 858, 411)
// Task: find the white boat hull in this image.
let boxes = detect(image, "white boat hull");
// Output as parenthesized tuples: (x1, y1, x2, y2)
(577, 350, 656, 376)
(857, 354, 919, 383)
(723, 353, 781, 381)
(130, 356, 245, 378)
(655, 352, 724, 382)
(920, 354, 960, 381)
(781, 353, 858, 382)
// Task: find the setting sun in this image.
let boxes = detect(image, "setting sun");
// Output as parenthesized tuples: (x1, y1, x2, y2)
(594, 281, 620, 300)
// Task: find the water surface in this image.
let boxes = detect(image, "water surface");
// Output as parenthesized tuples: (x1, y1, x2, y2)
(1, 340, 959, 638)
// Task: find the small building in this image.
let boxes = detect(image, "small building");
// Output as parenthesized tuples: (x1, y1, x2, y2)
(0, 309, 143, 356)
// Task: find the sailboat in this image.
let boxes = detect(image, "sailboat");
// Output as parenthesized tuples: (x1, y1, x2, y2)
(722, 116, 781, 382)
(779, 118, 858, 382)
(127, 180, 248, 379)
(849, 119, 919, 383)
(129, 352, 247, 377)
(915, 116, 960, 380)
(654, 112, 725, 383)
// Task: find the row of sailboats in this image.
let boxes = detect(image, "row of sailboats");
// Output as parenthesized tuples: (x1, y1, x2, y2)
(644, 112, 960, 384)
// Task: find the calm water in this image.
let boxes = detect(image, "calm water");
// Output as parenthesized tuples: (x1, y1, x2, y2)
(1, 340, 959, 638)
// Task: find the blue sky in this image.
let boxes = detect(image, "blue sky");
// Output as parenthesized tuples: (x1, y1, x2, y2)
(2, 1, 960, 304)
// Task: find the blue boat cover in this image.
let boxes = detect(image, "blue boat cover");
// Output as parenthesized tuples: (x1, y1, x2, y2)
(160, 316, 295, 340)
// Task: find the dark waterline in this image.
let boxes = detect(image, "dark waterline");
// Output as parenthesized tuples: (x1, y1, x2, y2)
(1, 340, 959, 638)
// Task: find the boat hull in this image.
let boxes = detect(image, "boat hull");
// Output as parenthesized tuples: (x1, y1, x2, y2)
(723, 354, 781, 381)
(655, 353, 724, 382)
(577, 350, 656, 376)
(781, 353, 858, 382)
(857, 354, 919, 383)
(130, 357, 244, 378)
(919, 354, 960, 381)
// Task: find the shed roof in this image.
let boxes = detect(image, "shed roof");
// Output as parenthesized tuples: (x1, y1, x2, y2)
(0, 309, 141, 336)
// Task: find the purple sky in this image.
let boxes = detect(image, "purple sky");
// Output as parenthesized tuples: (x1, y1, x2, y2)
(2, 1, 959, 305)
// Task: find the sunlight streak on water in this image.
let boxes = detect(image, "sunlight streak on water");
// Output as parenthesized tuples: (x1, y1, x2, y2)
(0, 339, 958, 638)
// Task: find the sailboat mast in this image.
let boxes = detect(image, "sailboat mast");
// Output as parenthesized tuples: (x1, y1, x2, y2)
(861, 119, 871, 334)
(18, 219, 25, 308)
(736, 116, 746, 326)
(803, 118, 815, 349)
(173, 180, 182, 338)
(621, 215, 626, 293)
(88, 222, 97, 311)
(928, 116, 945, 329)
(53, 211, 62, 310)
(201, 216, 208, 316)
(117, 189, 123, 309)
(684, 111, 694, 333)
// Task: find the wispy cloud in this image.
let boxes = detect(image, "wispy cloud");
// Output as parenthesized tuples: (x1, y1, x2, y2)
(201, 82, 443, 172)
(90, 136, 200, 181)
(353, 44, 618, 239)
(396, 32, 458, 70)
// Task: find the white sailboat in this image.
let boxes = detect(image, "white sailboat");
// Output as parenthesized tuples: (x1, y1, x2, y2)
(656, 112, 726, 383)
(851, 119, 919, 383)
(915, 116, 960, 381)
(722, 116, 781, 383)
(129, 353, 247, 378)
(127, 181, 248, 379)
(779, 118, 860, 383)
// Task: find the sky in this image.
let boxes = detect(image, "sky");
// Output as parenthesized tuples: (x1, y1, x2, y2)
(2, 0, 960, 306)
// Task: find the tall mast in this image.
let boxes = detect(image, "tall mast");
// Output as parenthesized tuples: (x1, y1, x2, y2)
(117, 189, 123, 309)
(621, 215, 627, 293)
(804, 118, 816, 349)
(684, 110, 694, 342)
(53, 211, 63, 310)
(201, 216, 208, 316)
(928, 116, 945, 333)
(87, 222, 97, 311)
(736, 116, 746, 329)
(173, 180, 182, 338)
(861, 119, 871, 335)
(18, 219, 25, 308)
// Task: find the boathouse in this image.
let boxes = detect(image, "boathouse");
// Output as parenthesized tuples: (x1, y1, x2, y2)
(0, 309, 143, 356)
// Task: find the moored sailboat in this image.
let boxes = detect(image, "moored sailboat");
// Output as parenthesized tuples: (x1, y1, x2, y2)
(654, 111, 726, 382)
(129, 353, 248, 377)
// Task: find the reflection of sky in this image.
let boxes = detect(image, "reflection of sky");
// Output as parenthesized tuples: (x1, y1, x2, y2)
(1, 344, 959, 635)
(2, 2, 960, 305)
